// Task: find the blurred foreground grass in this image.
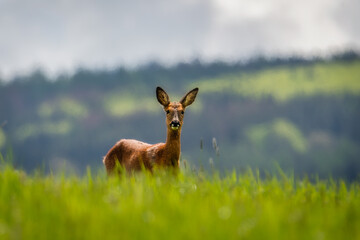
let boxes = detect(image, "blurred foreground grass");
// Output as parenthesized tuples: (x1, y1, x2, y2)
(0, 162, 359, 240)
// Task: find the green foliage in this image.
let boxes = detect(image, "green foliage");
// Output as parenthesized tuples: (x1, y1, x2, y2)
(0, 129, 5, 149)
(38, 98, 89, 119)
(0, 164, 359, 240)
(195, 61, 360, 102)
(246, 118, 307, 153)
(103, 92, 159, 118)
(15, 120, 73, 141)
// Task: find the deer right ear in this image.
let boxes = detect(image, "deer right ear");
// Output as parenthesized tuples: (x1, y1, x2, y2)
(156, 87, 170, 107)
(180, 87, 199, 108)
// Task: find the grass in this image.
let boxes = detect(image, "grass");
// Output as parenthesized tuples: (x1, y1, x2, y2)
(0, 162, 359, 240)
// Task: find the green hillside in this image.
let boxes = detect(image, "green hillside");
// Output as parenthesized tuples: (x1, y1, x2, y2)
(194, 61, 360, 102)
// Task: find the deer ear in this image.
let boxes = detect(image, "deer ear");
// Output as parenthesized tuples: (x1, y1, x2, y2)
(180, 88, 199, 107)
(156, 87, 170, 107)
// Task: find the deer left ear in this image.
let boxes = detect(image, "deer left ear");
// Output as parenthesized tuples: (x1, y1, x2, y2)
(156, 87, 170, 107)
(180, 88, 199, 108)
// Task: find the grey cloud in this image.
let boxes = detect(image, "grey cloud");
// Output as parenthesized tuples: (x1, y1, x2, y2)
(334, 0, 360, 40)
(0, 0, 359, 79)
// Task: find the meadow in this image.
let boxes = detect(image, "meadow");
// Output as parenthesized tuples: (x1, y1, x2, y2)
(1, 160, 359, 240)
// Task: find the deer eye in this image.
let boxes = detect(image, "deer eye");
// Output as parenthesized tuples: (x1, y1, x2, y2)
(181, 110, 184, 115)
(166, 110, 170, 114)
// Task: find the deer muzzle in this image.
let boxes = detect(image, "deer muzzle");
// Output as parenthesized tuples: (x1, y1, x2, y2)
(170, 120, 180, 130)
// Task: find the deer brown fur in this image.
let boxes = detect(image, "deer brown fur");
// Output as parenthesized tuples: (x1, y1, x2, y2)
(103, 87, 199, 175)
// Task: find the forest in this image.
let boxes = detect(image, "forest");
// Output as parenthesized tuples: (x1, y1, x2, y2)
(1, 50, 359, 180)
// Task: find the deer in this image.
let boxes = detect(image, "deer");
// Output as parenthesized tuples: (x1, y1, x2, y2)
(103, 87, 199, 175)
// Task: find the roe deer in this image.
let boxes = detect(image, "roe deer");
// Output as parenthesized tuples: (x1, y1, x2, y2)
(103, 87, 199, 175)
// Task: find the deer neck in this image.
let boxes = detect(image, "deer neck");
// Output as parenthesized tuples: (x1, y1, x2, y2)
(164, 128, 181, 161)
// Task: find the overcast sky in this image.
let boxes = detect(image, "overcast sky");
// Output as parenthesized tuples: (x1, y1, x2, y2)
(0, 0, 359, 79)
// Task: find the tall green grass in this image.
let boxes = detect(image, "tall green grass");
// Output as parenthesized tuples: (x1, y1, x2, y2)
(0, 162, 359, 240)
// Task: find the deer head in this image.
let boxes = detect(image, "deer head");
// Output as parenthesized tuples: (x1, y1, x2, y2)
(156, 87, 199, 132)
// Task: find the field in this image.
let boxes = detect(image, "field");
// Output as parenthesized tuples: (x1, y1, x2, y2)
(1, 161, 359, 240)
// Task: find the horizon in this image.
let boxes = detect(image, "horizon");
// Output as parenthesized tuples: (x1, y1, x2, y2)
(1, 48, 359, 82)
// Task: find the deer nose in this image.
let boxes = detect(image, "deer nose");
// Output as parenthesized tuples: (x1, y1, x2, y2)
(170, 120, 180, 127)
(170, 120, 180, 130)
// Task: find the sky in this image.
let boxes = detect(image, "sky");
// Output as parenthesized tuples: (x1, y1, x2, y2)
(0, 0, 359, 79)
